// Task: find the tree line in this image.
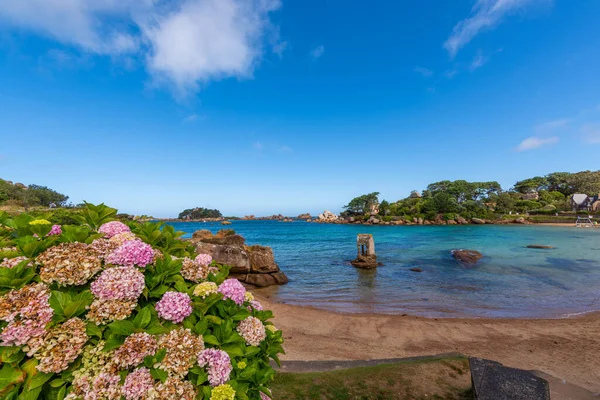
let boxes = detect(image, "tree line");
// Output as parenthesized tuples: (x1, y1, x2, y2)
(0, 179, 69, 208)
(342, 170, 600, 221)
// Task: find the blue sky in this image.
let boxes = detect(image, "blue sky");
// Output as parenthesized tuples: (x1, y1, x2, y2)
(0, 0, 599, 217)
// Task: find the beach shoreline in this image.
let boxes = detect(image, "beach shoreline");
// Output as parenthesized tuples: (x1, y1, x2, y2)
(259, 295, 600, 392)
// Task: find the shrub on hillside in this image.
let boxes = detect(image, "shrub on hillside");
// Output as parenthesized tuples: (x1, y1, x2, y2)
(0, 204, 283, 399)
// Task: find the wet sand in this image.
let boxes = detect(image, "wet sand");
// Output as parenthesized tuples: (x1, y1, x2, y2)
(260, 296, 600, 392)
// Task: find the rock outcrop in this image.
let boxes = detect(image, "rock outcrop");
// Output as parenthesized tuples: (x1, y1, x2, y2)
(351, 254, 378, 269)
(471, 218, 486, 225)
(297, 213, 312, 220)
(452, 249, 483, 266)
(190, 230, 288, 287)
(318, 210, 338, 222)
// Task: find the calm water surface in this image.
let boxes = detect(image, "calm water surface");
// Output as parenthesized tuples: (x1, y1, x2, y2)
(166, 221, 600, 318)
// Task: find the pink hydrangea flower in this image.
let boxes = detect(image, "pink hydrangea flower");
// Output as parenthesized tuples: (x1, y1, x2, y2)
(106, 240, 154, 268)
(122, 368, 155, 400)
(0, 283, 53, 346)
(197, 348, 232, 386)
(113, 332, 157, 368)
(195, 254, 212, 267)
(98, 221, 131, 238)
(48, 225, 62, 236)
(90, 266, 145, 301)
(249, 300, 264, 311)
(155, 292, 192, 323)
(260, 393, 272, 400)
(218, 279, 246, 305)
(236, 316, 266, 347)
(0, 256, 30, 269)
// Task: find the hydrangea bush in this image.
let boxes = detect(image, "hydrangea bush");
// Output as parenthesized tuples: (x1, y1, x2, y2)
(0, 204, 284, 400)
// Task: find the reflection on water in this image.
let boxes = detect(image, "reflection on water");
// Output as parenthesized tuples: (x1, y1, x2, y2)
(167, 221, 600, 318)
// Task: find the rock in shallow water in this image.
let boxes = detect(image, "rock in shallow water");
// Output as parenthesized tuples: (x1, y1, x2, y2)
(526, 244, 555, 249)
(452, 249, 483, 266)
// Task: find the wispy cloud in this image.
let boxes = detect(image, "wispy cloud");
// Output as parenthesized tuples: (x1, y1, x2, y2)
(310, 45, 325, 60)
(253, 142, 264, 151)
(182, 114, 198, 123)
(516, 136, 559, 152)
(444, 69, 458, 79)
(0, 0, 282, 98)
(469, 51, 488, 71)
(534, 118, 570, 133)
(278, 145, 293, 152)
(272, 40, 288, 58)
(581, 124, 600, 144)
(414, 66, 433, 77)
(444, 0, 551, 58)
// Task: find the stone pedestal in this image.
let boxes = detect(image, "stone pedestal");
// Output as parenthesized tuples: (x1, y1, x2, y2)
(351, 234, 378, 269)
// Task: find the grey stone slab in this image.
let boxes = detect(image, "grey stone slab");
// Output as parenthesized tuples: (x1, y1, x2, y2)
(470, 358, 550, 400)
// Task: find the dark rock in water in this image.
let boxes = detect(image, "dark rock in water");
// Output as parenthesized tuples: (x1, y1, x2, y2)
(409, 267, 423, 273)
(351, 254, 378, 269)
(452, 249, 483, 266)
(469, 357, 550, 399)
(526, 244, 555, 249)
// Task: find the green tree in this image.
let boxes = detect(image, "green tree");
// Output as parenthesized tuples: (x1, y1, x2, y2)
(27, 185, 69, 207)
(565, 170, 600, 194)
(343, 192, 380, 215)
(378, 200, 390, 216)
(546, 172, 572, 195)
(513, 176, 549, 193)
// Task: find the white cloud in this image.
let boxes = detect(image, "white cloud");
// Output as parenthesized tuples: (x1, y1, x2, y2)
(182, 113, 198, 123)
(0, 0, 282, 97)
(445, 0, 551, 58)
(444, 69, 458, 79)
(278, 145, 293, 152)
(253, 142, 263, 151)
(534, 118, 570, 133)
(516, 136, 559, 152)
(581, 124, 600, 144)
(469, 51, 488, 71)
(272, 41, 288, 58)
(310, 45, 324, 60)
(414, 66, 433, 77)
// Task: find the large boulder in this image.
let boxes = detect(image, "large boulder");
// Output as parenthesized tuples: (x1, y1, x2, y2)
(456, 216, 468, 225)
(452, 249, 483, 266)
(190, 230, 287, 287)
(297, 213, 312, 220)
(195, 242, 251, 274)
(245, 273, 276, 287)
(247, 245, 279, 273)
(514, 217, 526, 224)
(471, 218, 486, 225)
(192, 229, 214, 241)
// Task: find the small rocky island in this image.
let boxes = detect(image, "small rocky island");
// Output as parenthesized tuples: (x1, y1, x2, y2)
(190, 229, 288, 287)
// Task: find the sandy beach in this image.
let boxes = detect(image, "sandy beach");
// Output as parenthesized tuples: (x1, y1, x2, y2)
(260, 295, 600, 393)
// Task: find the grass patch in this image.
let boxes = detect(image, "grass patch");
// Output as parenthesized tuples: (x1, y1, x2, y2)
(272, 357, 473, 400)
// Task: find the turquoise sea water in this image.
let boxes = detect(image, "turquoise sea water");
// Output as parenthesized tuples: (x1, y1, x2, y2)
(166, 221, 600, 318)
